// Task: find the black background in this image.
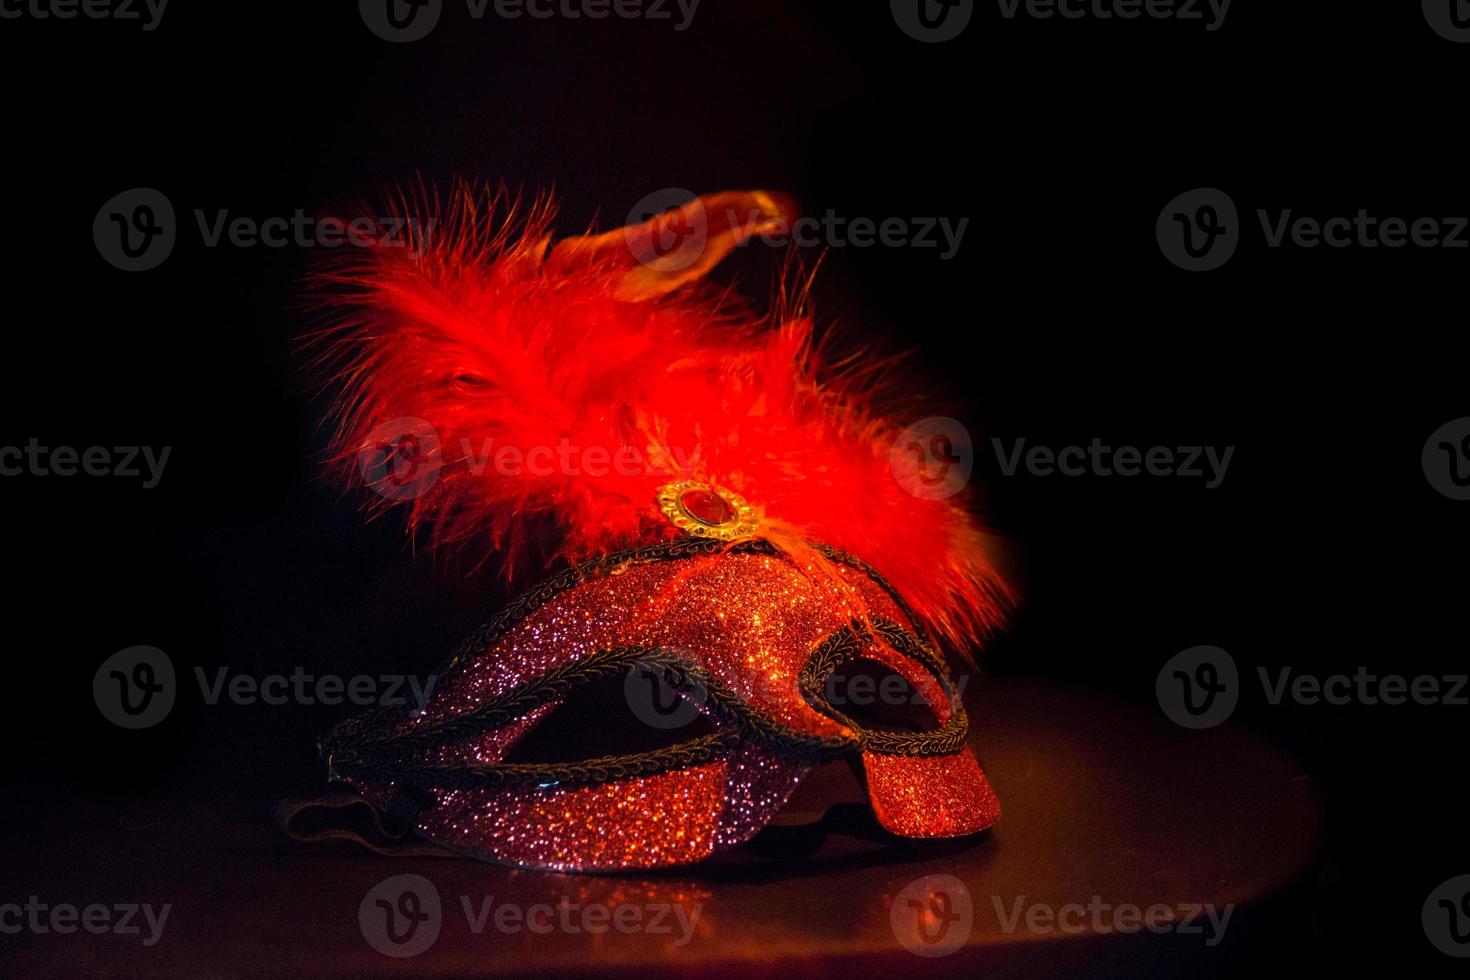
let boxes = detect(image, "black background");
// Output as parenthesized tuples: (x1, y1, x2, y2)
(2, 0, 1466, 974)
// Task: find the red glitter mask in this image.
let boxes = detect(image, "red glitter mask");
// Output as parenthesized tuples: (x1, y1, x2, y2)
(297, 186, 1013, 871)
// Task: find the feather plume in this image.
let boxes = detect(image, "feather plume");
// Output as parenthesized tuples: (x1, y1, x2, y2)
(305, 183, 1010, 651)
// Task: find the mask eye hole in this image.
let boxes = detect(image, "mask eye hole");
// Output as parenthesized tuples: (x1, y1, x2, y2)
(821, 658, 943, 734)
(498, 669, 717, 765)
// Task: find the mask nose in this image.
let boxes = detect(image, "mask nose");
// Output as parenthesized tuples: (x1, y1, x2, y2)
(800, 619, 1000, 838)
(860, 745, 1000, 838)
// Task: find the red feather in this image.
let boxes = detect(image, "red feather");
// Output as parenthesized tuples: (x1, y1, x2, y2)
(305, 183, 1011, 652)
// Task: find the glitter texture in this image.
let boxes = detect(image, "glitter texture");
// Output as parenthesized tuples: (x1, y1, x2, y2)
(862, 747, 1000, 838)
(339, 549, 996, 870)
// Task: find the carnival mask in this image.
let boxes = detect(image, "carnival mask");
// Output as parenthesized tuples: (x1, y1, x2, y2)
(290, 187, 1011, 871)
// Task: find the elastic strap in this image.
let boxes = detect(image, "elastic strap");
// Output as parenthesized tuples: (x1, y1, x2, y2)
(271, 789, 455, 858)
